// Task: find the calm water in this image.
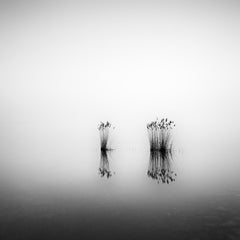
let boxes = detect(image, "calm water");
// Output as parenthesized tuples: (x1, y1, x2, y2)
(0, 122, 240, 240)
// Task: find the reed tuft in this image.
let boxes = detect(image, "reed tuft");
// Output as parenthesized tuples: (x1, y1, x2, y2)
(147, 118, 175, 151)
(98, 121, 112, 150)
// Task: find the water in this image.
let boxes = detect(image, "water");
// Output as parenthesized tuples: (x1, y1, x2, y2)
(0, 122, 240, 240)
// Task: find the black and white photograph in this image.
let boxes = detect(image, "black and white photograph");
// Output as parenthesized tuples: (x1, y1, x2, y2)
(1, 0, 240, 239)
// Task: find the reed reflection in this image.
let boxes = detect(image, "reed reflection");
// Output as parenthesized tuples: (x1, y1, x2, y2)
(148, 150, 177, 184)
(99, 150, 113, 178)
(147, 118, 177, 184)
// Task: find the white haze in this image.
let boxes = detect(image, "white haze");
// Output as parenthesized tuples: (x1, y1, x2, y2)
(0, 0, 240, 197)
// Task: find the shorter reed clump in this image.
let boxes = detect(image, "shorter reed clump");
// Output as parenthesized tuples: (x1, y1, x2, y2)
(147, 118, 175, 151)
(98, 121, 112, 150)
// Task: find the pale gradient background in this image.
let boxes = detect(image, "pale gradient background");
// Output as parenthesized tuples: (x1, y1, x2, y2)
(0, 1, 240, 239)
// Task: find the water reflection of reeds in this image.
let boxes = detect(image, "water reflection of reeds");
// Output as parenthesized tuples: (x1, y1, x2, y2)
(99, 150, 112, 178)
(148, 150, 177, 184)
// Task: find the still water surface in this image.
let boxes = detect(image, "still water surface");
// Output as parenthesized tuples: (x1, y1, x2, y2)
(0, 121, 240, 240)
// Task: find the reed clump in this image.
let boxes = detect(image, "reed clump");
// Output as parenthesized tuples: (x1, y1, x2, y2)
(98, 121, 112, 150)
(147, 118, 176, 183)
(147, 118, 175, 151)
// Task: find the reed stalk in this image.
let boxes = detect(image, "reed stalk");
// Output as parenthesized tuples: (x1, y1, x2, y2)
(147, 118, 175, 151)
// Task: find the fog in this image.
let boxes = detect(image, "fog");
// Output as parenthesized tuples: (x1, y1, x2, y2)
(0, 1, 240, 239)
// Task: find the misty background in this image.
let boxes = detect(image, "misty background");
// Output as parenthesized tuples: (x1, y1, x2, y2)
(0, 1, 240, 239)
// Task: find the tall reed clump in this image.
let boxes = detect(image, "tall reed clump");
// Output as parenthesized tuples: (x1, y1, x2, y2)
(98, 121, 112, 150)
(147, 118, 175, 151)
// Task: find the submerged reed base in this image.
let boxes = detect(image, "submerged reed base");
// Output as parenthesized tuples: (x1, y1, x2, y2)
(147, 118, 176, 184)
